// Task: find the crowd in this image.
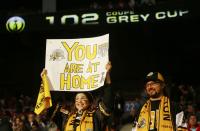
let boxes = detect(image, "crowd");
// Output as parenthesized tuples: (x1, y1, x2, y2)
(1, 70, 200, 130)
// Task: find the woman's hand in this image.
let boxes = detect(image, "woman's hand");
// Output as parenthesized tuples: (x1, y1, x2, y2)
(60, 108, 69, 115)
(106, 61, 112, 72)
(105, 61, 112, 84)
(40, 68, 47, 78)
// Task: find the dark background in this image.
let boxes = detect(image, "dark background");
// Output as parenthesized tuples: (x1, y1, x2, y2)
(0, 0, 199, 99)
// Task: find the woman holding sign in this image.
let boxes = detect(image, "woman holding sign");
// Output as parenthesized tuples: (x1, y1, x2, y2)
(41, 61, 113, 131)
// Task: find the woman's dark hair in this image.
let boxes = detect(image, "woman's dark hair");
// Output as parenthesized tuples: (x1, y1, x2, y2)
(69, 92, 96, 114)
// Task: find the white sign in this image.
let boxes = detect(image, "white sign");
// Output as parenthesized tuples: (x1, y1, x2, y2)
(176, 111, 184, 127)
(45, 34, 109, 91)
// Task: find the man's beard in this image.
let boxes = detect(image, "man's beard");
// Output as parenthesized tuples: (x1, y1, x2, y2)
(148, 90, 161, 98)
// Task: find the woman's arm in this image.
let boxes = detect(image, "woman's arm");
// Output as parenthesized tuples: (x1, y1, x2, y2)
(98, 61, 114, 116)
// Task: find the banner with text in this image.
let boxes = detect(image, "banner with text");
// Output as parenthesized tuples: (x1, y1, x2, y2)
(45, 34, 109, 91)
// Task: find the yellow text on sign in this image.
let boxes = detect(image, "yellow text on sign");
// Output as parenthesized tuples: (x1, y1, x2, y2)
(64, 63, 83, 73)
(60, 73, 99, 90)
(62, 42, 97, 61)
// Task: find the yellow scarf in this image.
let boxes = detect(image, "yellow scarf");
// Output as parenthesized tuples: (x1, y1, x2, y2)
(65, 111, 93, 131)
(137, 96, 174, 131)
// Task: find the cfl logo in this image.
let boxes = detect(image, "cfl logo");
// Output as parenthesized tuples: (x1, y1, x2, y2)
(6, 16, 25, 32)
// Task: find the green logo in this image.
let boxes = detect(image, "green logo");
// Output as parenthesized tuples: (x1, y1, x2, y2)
(6, 16, 25, 32)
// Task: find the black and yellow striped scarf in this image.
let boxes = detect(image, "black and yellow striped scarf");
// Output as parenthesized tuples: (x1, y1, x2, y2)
(137, 96, 174, 131)
(65, 110, 93, 131)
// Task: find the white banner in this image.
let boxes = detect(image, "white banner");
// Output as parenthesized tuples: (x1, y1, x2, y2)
(45, 34, 109, 91)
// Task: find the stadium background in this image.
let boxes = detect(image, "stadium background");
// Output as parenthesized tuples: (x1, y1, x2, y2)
(0, 0, 199, 100)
